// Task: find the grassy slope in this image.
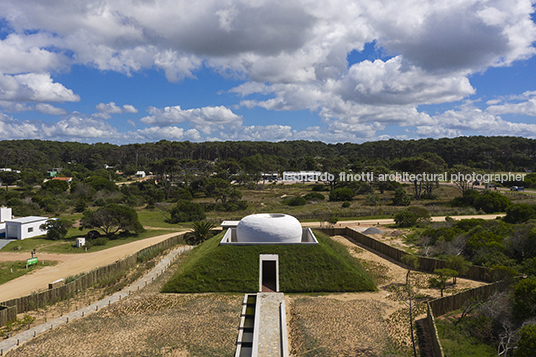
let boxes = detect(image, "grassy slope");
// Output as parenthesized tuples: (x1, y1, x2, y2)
(162, 230, 376, 293)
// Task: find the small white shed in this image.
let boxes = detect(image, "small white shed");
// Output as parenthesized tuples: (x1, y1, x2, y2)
(5, 216, 49, 240)
(135, 171, 146, 178)
(76, 237, 86, 247)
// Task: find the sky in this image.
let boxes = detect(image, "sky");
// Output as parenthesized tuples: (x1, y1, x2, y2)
(1, 0, 536, 145)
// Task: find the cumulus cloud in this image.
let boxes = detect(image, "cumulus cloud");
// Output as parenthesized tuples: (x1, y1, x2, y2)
(96, 102, 123, 114)
(141, 105, 243, 134)
(0, 73, 80, 102)
(0, 0, 535, 142)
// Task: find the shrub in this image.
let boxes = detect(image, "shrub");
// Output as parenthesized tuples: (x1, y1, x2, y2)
(394, 210, 418, 227)
(284, 196, 306, 206)
(504, 203, 536, 224)
(514, 323, 536, 357)
(329, 187, 354, 201)
(342, 201, 351, 208)
(168, 200, 206, 223)
(312, 184, 328, 191)
(474, 191, 511, 213)
(392, 187, 411, 206)
(304, 192, 325, 201)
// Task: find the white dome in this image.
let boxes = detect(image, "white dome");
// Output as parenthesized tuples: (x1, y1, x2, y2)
(236, 213, 303, 243)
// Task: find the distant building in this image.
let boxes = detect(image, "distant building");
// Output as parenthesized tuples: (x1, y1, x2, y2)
(135, 171, 146, 178)
(51, 177, 73, 183)
(282, 171, 322, 182)
(5, 216, 48, 240)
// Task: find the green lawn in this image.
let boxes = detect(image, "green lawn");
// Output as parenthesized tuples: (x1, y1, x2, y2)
(0, 229, 176, 254)
(162, 230, 376, 293)
(0, 260, 58, 285)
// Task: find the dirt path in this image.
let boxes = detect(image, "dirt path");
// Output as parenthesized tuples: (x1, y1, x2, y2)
(301, 213, 505, 228)
(0, 232, 185, 302)
(0, 253, 76, 263)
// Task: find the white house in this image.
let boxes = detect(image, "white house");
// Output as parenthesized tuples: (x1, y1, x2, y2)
(5, 216, 49, 240)
(282, 171, 322, 182)
(135, 171, 146, 178)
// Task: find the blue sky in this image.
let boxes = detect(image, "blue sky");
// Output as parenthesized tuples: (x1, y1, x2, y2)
(1, 0, 536, 144)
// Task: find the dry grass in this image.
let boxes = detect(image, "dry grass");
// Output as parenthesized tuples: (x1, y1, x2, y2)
(289, 296, 397, 357)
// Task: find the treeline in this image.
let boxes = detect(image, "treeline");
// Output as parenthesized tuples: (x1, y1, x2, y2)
(0, 136, 535, 172)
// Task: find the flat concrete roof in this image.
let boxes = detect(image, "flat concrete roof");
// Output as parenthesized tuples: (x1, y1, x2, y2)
(6, 216, 49, 224)
(221, 220, 240, 228)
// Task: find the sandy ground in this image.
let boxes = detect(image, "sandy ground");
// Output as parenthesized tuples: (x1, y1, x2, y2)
(0, 232, 185, 302)
(286, 234, 486, 355)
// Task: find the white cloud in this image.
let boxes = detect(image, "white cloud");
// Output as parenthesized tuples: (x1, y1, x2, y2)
(0, 0, 535, 143)
(122, 104, 138, 113)
(127, 127, 201, 142)
(0, 73, 80, 102)
(35, 103, 67, 115)
(141, 105, 243, 134)
(96, 102, 123, 114)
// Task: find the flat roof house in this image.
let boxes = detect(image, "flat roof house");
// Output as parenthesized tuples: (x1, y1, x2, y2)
(5, 216, 49, 240)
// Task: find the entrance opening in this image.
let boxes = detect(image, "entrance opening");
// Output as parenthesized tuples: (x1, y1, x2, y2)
(261, 260, 277, 292)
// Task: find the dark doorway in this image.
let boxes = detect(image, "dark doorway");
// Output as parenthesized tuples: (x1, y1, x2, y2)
(261, 260, 277, 292)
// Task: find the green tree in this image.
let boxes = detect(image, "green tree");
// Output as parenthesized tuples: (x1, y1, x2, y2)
(329, 187, 354, 201)
(168, 200, 206, 223)
(512, 277, 536, 321)
(429, 268, 458, 297)
(394, 210, 418, 227)
(473, 191, 511, 213)
(0, 171, 20, 192)
(393, 187, 411, 206)
(41, 179, 69, 194)
(40, 219, 73, 240)
(514, 323, 536, 357)
(85, 176, 117, 192)
(446, 255, 470, 284)
(504, 203, 536, 224)
(80, 204, 144, 237)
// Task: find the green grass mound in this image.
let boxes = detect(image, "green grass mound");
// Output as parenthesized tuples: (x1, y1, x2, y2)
(162, 230, 376, 293)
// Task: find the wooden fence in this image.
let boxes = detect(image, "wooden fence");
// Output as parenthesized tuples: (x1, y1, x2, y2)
(0, 305, 17, 327)
(316, 227, 494, 282)
(0, 232, 187, 326)
(316, 226, 502, 357)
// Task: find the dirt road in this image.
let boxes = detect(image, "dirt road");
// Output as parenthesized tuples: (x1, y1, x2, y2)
(301, 213, 505, 228)
(0, 232, 185, 302)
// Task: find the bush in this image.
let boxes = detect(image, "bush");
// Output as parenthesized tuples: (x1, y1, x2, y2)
(168, 200, 206, 223)
(504, 203, 536, 224)
(312, 184, 328, 191)
(342, 201, 351, 208)
(394, 210, 418, 227)
(284, 196, 306, 206)
(515, 323, 536, 357)
(392, 187, 411, 206)
(473, 191, 511, 213)
(304, 192, 325, 201)
(329, 187, 354, 201)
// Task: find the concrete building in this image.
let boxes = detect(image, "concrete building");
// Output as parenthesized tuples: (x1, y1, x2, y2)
(5, 216, 49, 240)
(220, 213, 318, 245)
(135, 171, 146, 178)
(282, 171, 322, 182)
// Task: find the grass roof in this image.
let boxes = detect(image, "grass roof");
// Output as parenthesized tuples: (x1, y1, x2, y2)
(162, 230, 376, 293)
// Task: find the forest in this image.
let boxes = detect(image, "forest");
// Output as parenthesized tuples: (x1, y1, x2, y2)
(0, 135, 535, 173)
